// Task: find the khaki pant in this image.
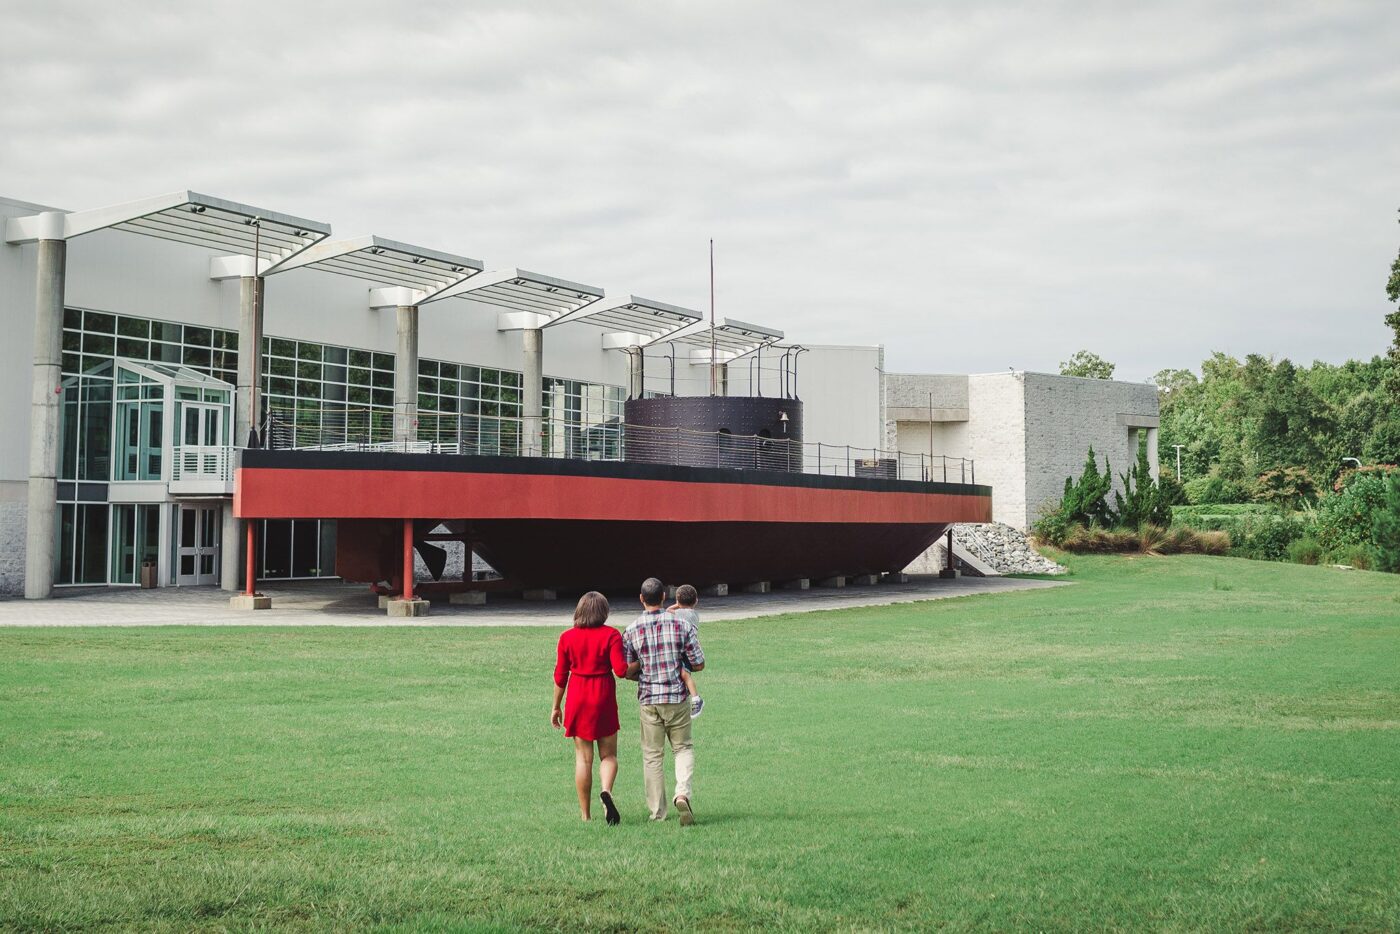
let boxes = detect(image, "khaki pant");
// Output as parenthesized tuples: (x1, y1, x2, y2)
(640, 701, 693, 820)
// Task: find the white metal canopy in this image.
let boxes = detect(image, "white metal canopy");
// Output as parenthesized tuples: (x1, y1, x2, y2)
(255, 234, 484, 302)
(421, 268, 604, 330)
(4, 191, 330, 264)
(546, 295, 701, 348)
(665, 317, 785, 363)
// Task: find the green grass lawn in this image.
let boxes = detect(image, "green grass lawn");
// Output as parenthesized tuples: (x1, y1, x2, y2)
(3, 556, 1400, 931)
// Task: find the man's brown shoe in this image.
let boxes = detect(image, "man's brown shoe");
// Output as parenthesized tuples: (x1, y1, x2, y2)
(674, 796, 694, 826)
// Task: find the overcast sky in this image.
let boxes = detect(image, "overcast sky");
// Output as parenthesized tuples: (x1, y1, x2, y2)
(3, 0, 1398, 380)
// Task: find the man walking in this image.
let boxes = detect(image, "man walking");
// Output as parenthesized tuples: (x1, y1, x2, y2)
(622, 577, 705, 825)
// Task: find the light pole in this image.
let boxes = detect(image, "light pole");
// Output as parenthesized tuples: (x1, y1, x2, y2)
(1341, 457, 1362, 470)
(1172, 444, 1185, 480)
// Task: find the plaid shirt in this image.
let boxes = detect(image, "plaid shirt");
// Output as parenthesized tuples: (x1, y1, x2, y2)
(623, 609, 705, 706)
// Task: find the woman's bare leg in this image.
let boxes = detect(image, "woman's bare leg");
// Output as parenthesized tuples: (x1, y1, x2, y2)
(598, 733, 619, 794)
(573, 737, 595, 820)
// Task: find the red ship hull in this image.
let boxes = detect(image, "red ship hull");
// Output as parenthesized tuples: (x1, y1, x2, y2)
(235, 450, 992, 590)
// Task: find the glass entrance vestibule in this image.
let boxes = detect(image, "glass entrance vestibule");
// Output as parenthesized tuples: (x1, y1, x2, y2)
(56, 359, 234, 587)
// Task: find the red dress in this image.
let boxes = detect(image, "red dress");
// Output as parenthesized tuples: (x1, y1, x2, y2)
(554, 625, 628, 740)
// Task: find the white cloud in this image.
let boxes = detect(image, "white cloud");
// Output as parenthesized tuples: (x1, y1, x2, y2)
(1, 0, 1397, 379)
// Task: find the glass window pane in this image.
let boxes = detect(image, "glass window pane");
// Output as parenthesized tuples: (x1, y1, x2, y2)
(292, 520, 319, 577)
(116, 337, 149, 359)
(117, 317, 149, 338)
(84, 311, 115, 333)
(323, 345, 347, 365)
(64, 307, 82, 329)
(349, 349, 372, 368)
(78, 504, 109, 584)
(152, 321, 183, 342)
(183, 346, 212, 368)
(82, 332, 115, 356)
(372, 353, 394, 372)
(296, 361, 321, 381)
(372, 370, 393, 389)
(296, 342, 324, 362)
(269, 338, 295, 358)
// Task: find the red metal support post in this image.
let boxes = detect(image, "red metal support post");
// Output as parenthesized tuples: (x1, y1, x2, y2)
(402, 518, 414, 602)
(244, 522, 256, 596)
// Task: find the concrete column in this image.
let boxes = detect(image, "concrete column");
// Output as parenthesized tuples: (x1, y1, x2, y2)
(235, 275, 264, 447)
(394, 305, 419, 443)
(227, 274, 264, 591)
(1146, 427, 1160, 481)
(24, 223, 65, 599)
(627, 347, 644, 400)
(219, 500, 239, 591)
(522, 327, 543, 457)
(716, 362, 728, 397)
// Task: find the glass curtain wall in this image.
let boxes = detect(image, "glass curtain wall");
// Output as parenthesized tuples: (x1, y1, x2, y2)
(417, 359, 523, 455)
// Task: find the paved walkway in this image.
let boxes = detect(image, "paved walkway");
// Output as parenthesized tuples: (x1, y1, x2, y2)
(0, 575, 1067, 627)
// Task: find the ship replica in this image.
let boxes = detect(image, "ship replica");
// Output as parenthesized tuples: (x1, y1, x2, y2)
(236, 338, 992, 596)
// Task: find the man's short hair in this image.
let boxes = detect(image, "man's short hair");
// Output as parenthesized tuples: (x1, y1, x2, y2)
(640, 577, 666, 607)
(675, 584, 698, 607)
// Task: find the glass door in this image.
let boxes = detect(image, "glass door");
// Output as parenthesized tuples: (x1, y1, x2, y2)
(176, 505, 220, 586)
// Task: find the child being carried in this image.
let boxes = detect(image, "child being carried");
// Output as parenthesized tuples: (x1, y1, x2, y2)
(669, 583, 705, 719)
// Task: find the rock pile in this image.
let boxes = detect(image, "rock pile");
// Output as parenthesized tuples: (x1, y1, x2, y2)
(952, 522, 1067, 576)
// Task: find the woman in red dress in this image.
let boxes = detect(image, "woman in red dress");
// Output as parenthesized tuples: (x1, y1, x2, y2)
(552, 591, 629, 823)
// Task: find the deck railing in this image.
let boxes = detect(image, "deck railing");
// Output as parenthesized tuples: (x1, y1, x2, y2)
(171, 444, 233, 482)
(260, 406, 975, 485)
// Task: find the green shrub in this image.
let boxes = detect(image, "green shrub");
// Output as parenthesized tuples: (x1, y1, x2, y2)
(1314, 470, 1394, 555)
(1114, 445, 1174, 529)
(1370, 472, 1400, 572)
(1287, 537, 1323, 565)
(1171, 503, 1273, 524)
(1183, 473, 1252, 505)
(1173, 509, 1306, 561)
(1060, 447, 1115, 527)
(1338, 545, 1375, 570)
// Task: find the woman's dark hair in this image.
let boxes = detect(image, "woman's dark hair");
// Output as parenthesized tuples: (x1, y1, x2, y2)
(573, 591, 610, 628)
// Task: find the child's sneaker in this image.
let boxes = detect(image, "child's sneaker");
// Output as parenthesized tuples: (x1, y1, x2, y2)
(690, 695, 704, 719)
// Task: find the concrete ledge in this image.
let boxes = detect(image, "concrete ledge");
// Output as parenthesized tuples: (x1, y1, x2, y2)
(387, 598, 431, 617)
(939, 568, 961, 579)
(229, 594, 272, 610)
(850, 574, 880, 586)
(449, 591, 487, 606)
(780, 578, 811, 590)
(742, 581, 771, 594)
(377, 594, 391, 609)
(522, 589, 557, 602)
(883, 572, 910, 583)
(816, 576, 846, 588)
(701, 583, 729, 597)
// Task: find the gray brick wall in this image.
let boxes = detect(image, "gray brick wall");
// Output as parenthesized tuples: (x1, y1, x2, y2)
(1021, 373, 1160, 526)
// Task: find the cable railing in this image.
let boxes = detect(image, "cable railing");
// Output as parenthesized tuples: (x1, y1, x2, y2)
(261, 405, 975, 484)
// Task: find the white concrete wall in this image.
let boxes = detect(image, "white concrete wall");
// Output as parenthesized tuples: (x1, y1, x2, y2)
(964, 373, 1028, 526)
(1021, 372, 1160, 526)
(792, 345, 883, 457)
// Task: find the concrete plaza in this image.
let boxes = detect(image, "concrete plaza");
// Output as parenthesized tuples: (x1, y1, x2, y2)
(0, 574, 1066, 627)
